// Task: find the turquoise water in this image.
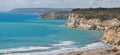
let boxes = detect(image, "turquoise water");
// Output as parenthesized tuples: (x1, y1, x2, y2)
(0, 12, 108, 55)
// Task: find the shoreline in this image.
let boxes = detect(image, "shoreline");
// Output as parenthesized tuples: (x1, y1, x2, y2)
(61, 47, 120, 55)
(66, 8, 120, 47)
(59, 27, 113, 55)
(60, 32, 116, 55)
(62, 24, 113, 55)
(61, 40, 118, 55)
(61, 41, 112, 55)
(60, 31, 119, 55)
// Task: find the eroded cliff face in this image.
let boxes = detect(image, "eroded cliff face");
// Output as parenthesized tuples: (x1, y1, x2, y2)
(103, 25, 120, 48)
(66, 8, 120, 48)
(66, 8, 120, 31)
(41, 11, 69, 19)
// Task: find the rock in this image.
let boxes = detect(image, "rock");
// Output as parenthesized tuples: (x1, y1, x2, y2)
(105, 47, 119, 52)
(103, 25, 120, 48)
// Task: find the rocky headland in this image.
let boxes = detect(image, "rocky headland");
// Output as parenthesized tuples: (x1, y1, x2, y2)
(10, 8, 72, 19)
(41, 11, 69, 19)
(10, 8, 72, 13)
(66, 8, 120, 31)
(64, 8, 120, 55)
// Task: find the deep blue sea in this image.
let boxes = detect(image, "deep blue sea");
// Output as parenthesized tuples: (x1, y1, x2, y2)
(0, 12, 109, 55)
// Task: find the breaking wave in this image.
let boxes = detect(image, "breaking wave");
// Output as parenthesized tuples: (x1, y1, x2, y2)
(0, 41, 109, 55)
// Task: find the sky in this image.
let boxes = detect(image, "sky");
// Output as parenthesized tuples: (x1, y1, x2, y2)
(0, 0, 120, 11)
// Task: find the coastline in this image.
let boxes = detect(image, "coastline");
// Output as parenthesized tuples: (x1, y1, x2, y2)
(62, 25, 119, 55)
(62, 47, 120, 55)
(61, 40, 113, 55)
(62, 8, 120, 55)
(62, 24, 113, 55)
(61, 38, 118, 55)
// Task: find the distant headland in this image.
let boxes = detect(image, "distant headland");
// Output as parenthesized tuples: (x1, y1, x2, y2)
(10, 8, 73, 19)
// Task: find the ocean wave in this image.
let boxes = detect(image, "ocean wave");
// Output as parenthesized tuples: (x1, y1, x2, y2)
(58, 25, 65, 27)
(3, 47, 78, 55)
(0, 42, 109, 55)
(52, 41, 75, 47)
(0, 41, 77, 55)
(0, 46, 51, 54)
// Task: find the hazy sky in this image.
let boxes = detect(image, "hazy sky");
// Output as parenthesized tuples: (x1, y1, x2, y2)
(0, 0, 120, 11)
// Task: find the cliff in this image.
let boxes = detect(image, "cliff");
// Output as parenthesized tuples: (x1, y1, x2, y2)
(66, 8, 120, 48)
(66, 8, 120, 31)
(41, 11, 69, 19)
(103, 25, 120, 48)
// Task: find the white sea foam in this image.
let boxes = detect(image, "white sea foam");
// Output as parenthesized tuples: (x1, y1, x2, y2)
(0, 46, 51, 54)
(78, 42, 110, 51)
(58, 25, 65, 27)
(3, 47, 78, 55)
(52, 41, 75, 47)
(1, 41, 77, 55)
(1, 42, 109, 55)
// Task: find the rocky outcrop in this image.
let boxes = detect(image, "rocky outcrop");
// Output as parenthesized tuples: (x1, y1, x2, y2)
(103, 25, 120, 48)
(66, 8, 120, 31)
(66, 8, 120, 48)
(41, 11, 69, 19)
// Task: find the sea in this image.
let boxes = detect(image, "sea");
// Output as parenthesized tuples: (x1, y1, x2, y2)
(0, 12, 109, 55)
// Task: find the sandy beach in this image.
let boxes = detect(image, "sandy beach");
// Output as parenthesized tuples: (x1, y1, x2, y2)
(62, 47, 120, 55)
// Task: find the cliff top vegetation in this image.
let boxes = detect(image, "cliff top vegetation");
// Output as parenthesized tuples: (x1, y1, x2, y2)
(71, 8, 120, 21)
